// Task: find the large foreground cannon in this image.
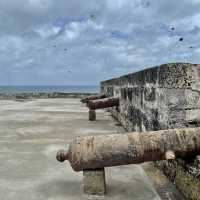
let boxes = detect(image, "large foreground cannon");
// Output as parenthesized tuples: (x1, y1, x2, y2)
(56, 127, 200, 196)
(81, 94, 107, 103)
(57, 127, 200, 171)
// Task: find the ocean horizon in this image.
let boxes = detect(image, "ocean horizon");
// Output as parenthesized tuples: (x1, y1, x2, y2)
(0, 85, 100, 94)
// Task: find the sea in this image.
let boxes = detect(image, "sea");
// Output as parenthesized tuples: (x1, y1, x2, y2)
(0, 85, 100, 94)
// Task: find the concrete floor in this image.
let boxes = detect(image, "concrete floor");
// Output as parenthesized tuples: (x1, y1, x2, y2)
(0, 98, 161, 200)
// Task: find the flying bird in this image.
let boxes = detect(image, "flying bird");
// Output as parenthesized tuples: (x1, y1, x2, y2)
(90, 14, 96, 20)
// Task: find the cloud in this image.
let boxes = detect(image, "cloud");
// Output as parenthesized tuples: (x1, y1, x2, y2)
(0, 0, 200, 85)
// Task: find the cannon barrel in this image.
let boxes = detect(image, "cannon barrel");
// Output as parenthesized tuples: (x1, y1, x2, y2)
(56, 127, 200, 172)
(81, 94, 107, 103)
(87, 97, 119, 110)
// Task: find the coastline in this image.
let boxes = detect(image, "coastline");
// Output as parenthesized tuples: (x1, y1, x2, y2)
(0, 92, 99, 100)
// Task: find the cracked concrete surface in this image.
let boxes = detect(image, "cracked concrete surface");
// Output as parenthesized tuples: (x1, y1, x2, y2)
(0, 98, 160, 200)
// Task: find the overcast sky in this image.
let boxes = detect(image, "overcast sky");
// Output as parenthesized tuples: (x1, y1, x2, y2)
(1, 0, 200, 85)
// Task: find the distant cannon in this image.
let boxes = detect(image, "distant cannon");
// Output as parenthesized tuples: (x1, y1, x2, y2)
(81, 94, 107, 104)
(87, 97, 119, 121)
(87, 97, 119, 110)
(56, 127, 200, 195)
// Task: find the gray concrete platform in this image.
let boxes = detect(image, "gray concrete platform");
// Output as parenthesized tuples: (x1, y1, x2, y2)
(0, 98, 160, 200)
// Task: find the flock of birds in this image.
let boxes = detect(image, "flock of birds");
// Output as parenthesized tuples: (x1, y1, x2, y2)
(31, 7, 196, 72)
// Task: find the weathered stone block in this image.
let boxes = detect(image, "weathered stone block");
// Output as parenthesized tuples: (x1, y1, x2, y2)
(89, 109, 96, 121)
(83, 168, 106, 196)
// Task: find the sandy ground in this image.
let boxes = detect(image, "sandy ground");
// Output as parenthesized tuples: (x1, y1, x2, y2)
(0, 98, 161, 200)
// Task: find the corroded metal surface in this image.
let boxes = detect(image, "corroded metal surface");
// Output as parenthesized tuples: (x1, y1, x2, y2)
(56, 127, 200, 172)
(81, 94, 107, 103)
(87, 97, 119, 110)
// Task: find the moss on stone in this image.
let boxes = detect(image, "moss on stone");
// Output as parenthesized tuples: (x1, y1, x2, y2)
(175, 165, 200, 200)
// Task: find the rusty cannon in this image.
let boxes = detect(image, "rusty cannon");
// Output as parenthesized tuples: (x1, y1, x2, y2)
(56, 127, 200, 196)
(81, 94, 107, 104)
(87, 97, 119, 121)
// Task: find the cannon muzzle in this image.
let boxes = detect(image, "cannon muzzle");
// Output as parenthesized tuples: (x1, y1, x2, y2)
(56, 149, 69, 163)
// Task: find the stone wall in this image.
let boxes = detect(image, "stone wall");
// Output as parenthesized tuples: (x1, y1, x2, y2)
(101, 63, 200, 200)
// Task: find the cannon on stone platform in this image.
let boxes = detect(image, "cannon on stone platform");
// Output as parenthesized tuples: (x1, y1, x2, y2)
(56, 127, 200, 196)
(87, 97, 119, 121)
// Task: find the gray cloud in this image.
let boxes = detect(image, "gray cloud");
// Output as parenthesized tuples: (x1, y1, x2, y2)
(0, 0, 200, 85)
